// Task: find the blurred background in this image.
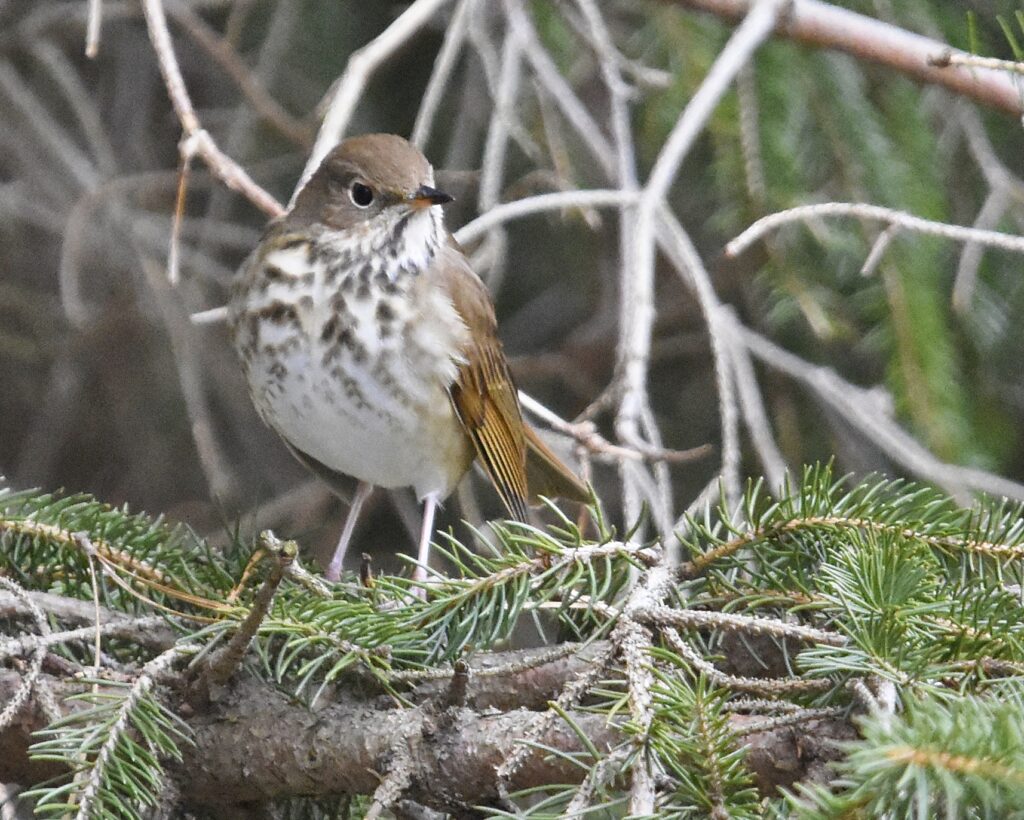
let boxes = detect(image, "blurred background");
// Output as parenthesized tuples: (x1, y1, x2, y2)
(2, 0, 1024, 573)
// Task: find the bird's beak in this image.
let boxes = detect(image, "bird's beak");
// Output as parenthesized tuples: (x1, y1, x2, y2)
(408, 185, 453, 208)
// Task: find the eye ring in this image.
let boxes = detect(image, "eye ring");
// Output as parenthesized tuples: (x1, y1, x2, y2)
(350, 182, 374, 208)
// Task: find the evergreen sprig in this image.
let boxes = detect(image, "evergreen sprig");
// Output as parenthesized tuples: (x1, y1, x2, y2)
(648, 670, 762, 818)
(785, 684, 1024, 818)
(24, 649, 194, 820)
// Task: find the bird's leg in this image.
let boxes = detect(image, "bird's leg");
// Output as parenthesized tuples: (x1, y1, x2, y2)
(326, 481, 373, 582)
(413, 492, 440, 584)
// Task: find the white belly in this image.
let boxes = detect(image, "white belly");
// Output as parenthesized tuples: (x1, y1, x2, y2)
(249, 339, 470, 498)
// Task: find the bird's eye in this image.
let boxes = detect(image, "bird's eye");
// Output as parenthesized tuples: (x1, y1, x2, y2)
(349, 182, 374, 208)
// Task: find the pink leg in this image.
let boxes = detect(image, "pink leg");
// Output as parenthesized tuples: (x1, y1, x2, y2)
(325, 481, 373, 582)
(412, 493, 440, 584)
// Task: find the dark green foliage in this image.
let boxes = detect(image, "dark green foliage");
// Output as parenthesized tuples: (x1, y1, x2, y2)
(648, 671, 762, 818)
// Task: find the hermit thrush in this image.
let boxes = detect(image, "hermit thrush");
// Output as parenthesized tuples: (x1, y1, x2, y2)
(229, 134, 588, 581)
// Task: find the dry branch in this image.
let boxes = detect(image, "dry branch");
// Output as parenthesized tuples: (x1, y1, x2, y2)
(0, 660, 855, 812)
(662, 0, 1024, 116)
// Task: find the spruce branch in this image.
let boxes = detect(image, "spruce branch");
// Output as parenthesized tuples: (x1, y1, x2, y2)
(0, 498, 171, 586)
(661, 626, 831, 696)
(4, 469, 1024, 812)
(638, 604, 847, 647)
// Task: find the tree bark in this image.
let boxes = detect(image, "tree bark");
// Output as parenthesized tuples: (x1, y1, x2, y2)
(0, 655, 855, 814)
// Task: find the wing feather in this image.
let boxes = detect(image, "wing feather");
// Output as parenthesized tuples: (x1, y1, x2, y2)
(434, 238, 585, 519)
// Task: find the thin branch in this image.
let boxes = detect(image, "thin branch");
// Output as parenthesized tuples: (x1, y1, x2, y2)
(495, 643, 617, 793)
(725, 325, 787, 490)
(736, 706, 847, 735)
(140, 0, 283, 217)
(619, 0, 787, 537)
(657, 208, 744, 522)
(859, 223, 900, 278)
(291, 0, 453, 206)
(726, 202, 1024, 259)
(0, 617, 173, 661)
(638, 604, 848, 646)
(660, 0, 1024, 117)
(166, 3, 313, 147)
(929, 49, 1024, 77)
(503, 0, 616, 178)
(519, 391, 711, 466)
(0, 588, 160, 627)
(75, 644, 200, 820)
(736, 61, 766, 209)
(661, 627, 831, 695)
(618, 618, 656, 814)
(454, 189, 638, 244)
(85, 0, 103, 57)
(411, 0, 476, 149)
(30, 42, 117, 175)
(952, 188, 1012, 312)
(203, 534, 295, 686)
(0, 578, 50, 734)
(731, 316, 1024, 503)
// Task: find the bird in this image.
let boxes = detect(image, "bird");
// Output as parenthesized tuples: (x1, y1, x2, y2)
(229, 133, 588, 582)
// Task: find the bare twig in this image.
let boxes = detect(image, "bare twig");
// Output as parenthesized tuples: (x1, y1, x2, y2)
(167, 3, 312, 147)
(204, 533, 295, 686)
(732, 316, 1024, 503)
(736, 61, 766, 209)
(503, 0, 616, 177)
(859, 223, 900, 278)
(412, 0, 476, 149)
(140, 0, 283, 218)
(454, 189, 639, 244)
(519, 391, 711, 466)
(291, 0, 453, 205)
(637, 603, 848, 646)
(930, 49, 1024, 78)
(726, 202, 1024, 259)
(85, 0, 103, 57)
(661, 627, 831, 695)
(726, 325, 787, 490)
(952, 188, 1013, 312)
(657, 207, 744, 523)
(0, 617, 172, 661)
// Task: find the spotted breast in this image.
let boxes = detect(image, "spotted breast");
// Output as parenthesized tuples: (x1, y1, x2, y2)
(229, 216, 474, 502)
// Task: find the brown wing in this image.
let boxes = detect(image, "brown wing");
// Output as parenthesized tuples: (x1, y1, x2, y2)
(524, 425, 591, 504)
(435, 239, 588, 516)
(436, 242, 530, 521)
